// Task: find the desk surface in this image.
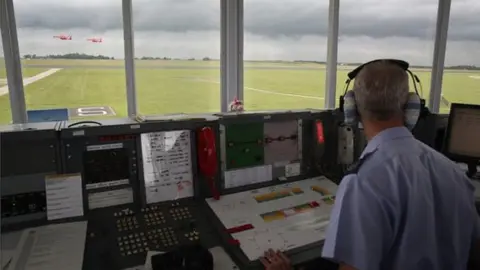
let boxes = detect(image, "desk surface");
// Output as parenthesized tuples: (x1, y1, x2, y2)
(1, 227, 237, 270)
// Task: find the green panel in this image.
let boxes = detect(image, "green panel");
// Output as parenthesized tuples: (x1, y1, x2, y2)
(225, 123, 265, 170)
(226, 144, 264, 170)
(225, 123, 264, 143)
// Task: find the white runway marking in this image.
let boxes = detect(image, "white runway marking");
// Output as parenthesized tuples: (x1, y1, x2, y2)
(193, 78, 325, 100)
(0, 68, 62, 96)
(244, 86, 324, 100)
(469, 75, 480, 80)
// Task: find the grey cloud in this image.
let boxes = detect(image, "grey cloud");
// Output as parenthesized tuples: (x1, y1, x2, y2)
(12, 0, 480, 41)
(245, 0, 479, 41)
(14, 0, 219, 33)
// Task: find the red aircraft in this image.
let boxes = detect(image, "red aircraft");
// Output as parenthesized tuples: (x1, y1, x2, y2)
(87, 38, 103, 43)
(53, 34, 72, 40)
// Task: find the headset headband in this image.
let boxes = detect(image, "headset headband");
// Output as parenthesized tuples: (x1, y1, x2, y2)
(347, 59, 409, 80)
(343, 59, 420, 97)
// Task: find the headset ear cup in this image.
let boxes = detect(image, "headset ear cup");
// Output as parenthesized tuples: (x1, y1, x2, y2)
(404, 93, 421, 130)
(343, 90, 358, 125)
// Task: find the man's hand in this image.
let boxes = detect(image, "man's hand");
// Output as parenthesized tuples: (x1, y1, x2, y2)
(259, 249, 292, 270)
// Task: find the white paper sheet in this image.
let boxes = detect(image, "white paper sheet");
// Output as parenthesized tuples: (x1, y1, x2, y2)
(224, 165, 272, 189)
(141, 130, 193, 203)
(285, 163, 301, 177)
(88, 188, 134, 209)
(207, 176, 338, 261)
(45, 174, 84, 220)
(9, 221, 87, 270)
(2, 250, 16, 270)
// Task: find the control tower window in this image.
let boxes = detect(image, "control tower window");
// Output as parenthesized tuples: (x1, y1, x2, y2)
(132, 1, 220, 115)
(243, 0, 327, 111)
(12, 0, 126, 123)
(336, 0, 437, 108)
(441, 0, 480, 113)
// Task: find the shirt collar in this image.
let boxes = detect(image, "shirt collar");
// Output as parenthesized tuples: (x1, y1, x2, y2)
(360, 126, 413, 159)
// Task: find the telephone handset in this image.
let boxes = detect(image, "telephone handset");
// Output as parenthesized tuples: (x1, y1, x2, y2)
(197, 127, 220, 200)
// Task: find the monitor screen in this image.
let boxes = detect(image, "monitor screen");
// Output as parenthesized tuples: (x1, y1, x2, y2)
(445, 105, 480, 160)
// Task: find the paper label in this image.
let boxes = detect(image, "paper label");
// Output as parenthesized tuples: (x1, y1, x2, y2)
(88, 188, 133, 209)
(285, 163, 301, 177)
(45, 174, 84, 220)
(86, 143, 123, 151)
(86, 179, 129, 190)
(224, 165, 272, 189)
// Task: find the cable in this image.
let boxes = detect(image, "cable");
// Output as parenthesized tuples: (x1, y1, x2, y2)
(67, 121, 102, 128)
(264, 135, 298, 144)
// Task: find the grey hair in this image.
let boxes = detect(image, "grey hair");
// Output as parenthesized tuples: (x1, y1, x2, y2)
(353, 61, 409, 121)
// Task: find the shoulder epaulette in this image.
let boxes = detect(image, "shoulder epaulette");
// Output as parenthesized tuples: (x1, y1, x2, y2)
(345, 151, 376, 176)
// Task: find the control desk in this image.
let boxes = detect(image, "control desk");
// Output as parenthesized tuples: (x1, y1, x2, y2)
(0, 109, 451, 270)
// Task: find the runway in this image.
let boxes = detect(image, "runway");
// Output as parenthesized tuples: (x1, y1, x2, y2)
(190, 78, 325, 100)
(0, 68, 62, 97)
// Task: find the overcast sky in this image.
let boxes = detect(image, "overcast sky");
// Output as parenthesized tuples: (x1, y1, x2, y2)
(1, 0, 479, 66)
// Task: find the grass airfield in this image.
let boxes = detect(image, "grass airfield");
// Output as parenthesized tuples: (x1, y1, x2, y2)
(0, 59, 479, 124)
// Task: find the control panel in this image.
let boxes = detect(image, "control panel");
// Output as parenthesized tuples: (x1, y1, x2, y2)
(0, 111, 449, 270)
(84, 200, 217, 269)
(1, 122, 60, 229)
(207, 176, 338, 268)
(218, 111, 311, 191)
(62, 132, 138, 211)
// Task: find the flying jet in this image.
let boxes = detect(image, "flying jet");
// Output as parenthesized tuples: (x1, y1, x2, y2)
(53, 34, 72, 40)
(87, 38, 103, 43)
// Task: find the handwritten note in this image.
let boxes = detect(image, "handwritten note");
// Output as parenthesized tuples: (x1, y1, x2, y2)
(141, 130, 193, 203)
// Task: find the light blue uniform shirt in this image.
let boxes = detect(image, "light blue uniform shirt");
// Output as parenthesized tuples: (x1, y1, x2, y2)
(322, 126, 480, 270)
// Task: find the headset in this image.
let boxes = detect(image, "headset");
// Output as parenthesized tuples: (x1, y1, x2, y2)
(338, 59, 429, 130)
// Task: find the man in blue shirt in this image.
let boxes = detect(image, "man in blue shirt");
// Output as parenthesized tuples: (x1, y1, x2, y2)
(260, 61, 480, 270)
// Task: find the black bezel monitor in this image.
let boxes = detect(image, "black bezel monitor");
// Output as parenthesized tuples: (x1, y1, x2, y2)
(443, 103, 480, 163)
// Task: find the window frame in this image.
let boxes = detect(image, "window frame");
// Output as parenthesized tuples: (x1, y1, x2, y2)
(0, 0, 453, 124)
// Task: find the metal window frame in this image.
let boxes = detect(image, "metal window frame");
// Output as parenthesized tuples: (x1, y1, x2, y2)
(221, 0, 243, 112)
(324, 0, 340, 109)
(0, 0, 456, 121)
(0, 0, 27, 124)
(429, 0, 451, 113)
(122, 0, 137, 117)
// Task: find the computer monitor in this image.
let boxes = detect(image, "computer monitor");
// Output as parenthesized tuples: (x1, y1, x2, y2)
(444, 103, 480, 162)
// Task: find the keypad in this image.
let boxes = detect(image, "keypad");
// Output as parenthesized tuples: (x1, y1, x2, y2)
(169, 207, 192, 221)
(184, 230, 200, 242)
(113, 204, 197, 258)
(148, 227, 179, 249)
(117, 233, 149, 257)
(116, 216, 139, 232)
